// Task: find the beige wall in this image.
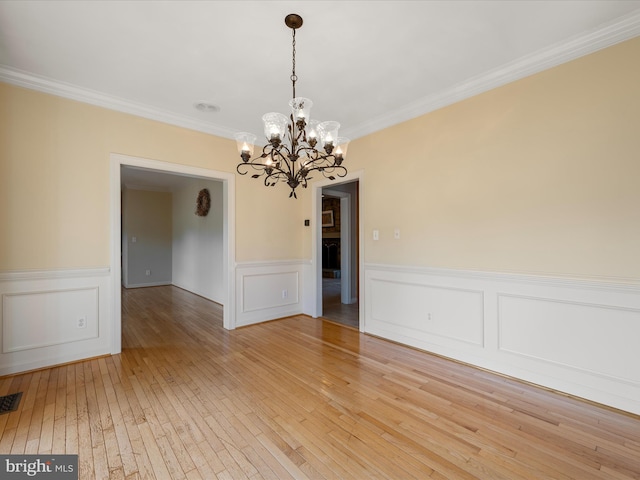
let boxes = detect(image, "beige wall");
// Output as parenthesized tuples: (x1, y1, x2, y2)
(0, 83, 305, 269)
(2, 36, 639, 279)
(344, 37, 640, 279)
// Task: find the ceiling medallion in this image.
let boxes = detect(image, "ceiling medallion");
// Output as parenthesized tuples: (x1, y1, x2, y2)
(234, 14, 349, 198)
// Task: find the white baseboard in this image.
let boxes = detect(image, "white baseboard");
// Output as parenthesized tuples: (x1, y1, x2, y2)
(123, 281, 172, 289)
(171, 282, 221, 305)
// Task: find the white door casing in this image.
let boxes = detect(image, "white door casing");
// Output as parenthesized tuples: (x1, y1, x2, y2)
(311, 170, 365, 331)
(110, 153, 236, 354)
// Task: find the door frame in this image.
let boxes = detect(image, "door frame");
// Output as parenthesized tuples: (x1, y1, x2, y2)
(311, 170, 365, 331)
(109, 153, 236, 354)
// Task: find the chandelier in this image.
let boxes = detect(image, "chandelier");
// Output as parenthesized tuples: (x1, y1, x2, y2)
(234, 14, 349, 199)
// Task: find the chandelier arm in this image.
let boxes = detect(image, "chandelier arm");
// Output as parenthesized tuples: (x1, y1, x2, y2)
(266, 147, 296, 180)
(263, 170, 288, 187)
(303, 163, 348, 179)
(236, 150, 291, 178)
(303, 163, 343, 174)
(298, 153, 335, 169)
(272, 145, 289, 160)
(237, 163, 295, 187)
(271, 148, 295, 178)
(236, 162, 270, 176)
(237, 144, 291, 172)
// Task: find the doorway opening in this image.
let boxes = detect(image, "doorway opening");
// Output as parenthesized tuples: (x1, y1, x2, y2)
(110, 153, 236, 355)
(315, 177, 362, 329)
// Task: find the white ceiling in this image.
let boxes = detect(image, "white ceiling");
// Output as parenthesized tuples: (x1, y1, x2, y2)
(2, 0, 640, 149)
(119, 165, 219, 192)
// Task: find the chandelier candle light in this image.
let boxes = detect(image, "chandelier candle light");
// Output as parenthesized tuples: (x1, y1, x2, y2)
(234, 14, 349, 198)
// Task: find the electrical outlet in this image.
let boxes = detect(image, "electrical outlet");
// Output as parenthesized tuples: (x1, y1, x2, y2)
(373, 229, 379, 241)
(427, 313, 432, 321)
(282, 289, 288, 299)
(145, 270, 151, 276)
(394, 228, 400, 239)
(77, 317, 87, 329)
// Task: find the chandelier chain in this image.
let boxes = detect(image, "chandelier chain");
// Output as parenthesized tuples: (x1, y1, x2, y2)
(290, 27, 297, 99)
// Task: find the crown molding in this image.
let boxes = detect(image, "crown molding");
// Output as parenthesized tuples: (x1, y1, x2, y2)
(0, 65, 238, 140)
(1, 9, 639, 142)
(342, 9, 640, 140)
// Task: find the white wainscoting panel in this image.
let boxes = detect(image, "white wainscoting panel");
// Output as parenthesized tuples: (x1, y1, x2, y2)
(364, 264, 640, 415)
(498, 294, 640, 384)
(243, 272, 299, 312)
(235, 260, 306, 327)
(0, 268, 111, 375)
(369, 279, 484, 347)
(3, 288, 99, 353)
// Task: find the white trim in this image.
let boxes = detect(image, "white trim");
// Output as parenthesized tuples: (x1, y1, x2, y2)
(341, 10, 640, 139)
(235, 259, 311, 268)
(0, 268, 111, 375)
(2, 287, 100, 353)
(364, 263, 640, 293)
(110, 153, 237, 356)
(235, 260, 307, 327)
(364, 263, 640, 414)
(123, 281, 172, 289)
(312, 171, 365, 331)
(0, 65, 238, 140)
(0, 268, 110, 281)
(3, 11, 639, 141)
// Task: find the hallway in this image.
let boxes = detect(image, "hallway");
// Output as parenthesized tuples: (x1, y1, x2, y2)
(321, 277, 358, 328)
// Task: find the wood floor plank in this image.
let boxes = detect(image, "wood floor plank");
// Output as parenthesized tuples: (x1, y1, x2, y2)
(83, 362, 109, 480)
(0, 375, 26, 441)
(10, 370, 40, 454)
(102, 358, 137, 477)
(76, 362, 97, 479)
(51, 366, 68, 454)
(1, 285, 639, 479)
(64, 364, 79, 455)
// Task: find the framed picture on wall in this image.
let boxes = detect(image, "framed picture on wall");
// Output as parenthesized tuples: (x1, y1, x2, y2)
(322, 210, 334, 227)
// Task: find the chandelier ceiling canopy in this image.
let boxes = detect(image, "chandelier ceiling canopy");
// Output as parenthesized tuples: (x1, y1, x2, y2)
(234, 14, 349, 198)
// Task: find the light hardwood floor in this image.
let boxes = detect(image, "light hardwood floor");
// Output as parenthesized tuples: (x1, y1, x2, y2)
(322, 278, 359, 328)
(1, 285, 639, 479)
